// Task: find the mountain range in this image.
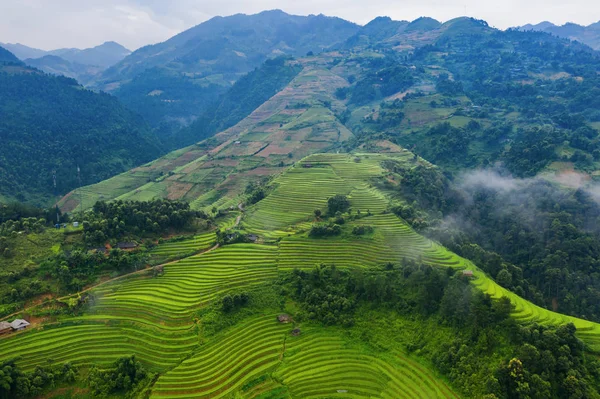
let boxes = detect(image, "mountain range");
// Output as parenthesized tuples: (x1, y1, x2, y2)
(0, 41, 131, 84)
(3, 9, 600, 398)
(516, 20, 600, 50)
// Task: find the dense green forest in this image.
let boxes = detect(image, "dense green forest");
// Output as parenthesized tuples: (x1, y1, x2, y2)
(0, 56, 161, 205)
(387, 163, 600, 323)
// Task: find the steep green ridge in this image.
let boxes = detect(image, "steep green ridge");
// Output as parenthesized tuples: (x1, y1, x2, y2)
(0, 54, 161, 205)
(169, 57, 303, 149)
(58, 57, 352, 214)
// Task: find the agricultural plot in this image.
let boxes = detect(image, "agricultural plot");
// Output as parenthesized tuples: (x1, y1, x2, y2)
(0, 244, 278, 373)
(243, 166, 350, 236)
(150, 231, 216, 261)
(276, 327, 459, 399)
(13, 150, 600, 397)
(0, 321, 197, 373)
(151, 315, 288, 398)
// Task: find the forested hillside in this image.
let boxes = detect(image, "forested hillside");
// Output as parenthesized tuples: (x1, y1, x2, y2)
(0, 47, 161, 204)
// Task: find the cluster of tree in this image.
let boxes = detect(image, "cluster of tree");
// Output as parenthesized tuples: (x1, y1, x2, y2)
(87, 355, 152, 397)
(0, 68, 161, 204)
(351, 225, 373, 235)
(327, 194, 350, 215)
(435, 322, 600, 398)
(83, 200, 204, 244)
(221, 292, 250, 312)
(0, 360, 77, 398)
(39, 249, 148, 293)
(245, 181, 268, 205)
(0, 217, 46, 238)
(0, 203, 65, 224)
(335, 58, 414, 106)
(283, 263, 600, 398)
(308, 223, 342, 238)
(432, 178, 600, 322)
(362, 99, 405, 130)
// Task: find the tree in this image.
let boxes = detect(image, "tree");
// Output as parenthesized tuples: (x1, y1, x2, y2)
(314, 209, 322, 219)
(496, 269, 513, 288)
(327, 195, 350, 215)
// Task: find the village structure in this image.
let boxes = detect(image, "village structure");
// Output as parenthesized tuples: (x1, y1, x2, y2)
(0, 319, 30, 335)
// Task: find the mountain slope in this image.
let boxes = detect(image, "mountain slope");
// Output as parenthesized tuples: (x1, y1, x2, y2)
(49, 41, 131, 68)
(0, 46, 20, 63)
(93, 10, 359, 135)
(24, 55, 103, 85)
(0, 42, 47, 59)
(0, 50, 161, 205)
(58, 54, 351, 213)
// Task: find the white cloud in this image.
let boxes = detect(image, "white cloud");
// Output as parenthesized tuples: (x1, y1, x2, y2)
(0, 0, 598, 50)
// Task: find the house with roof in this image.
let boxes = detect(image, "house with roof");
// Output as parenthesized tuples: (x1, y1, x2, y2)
(117, 242, 137, 250)
(10, 319, 30, 331)
(0, 321, 11, 335)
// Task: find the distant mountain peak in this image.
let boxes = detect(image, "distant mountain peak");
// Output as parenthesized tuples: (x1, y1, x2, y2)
(515, 20, 600, 49)
(0, 45, 21, 64)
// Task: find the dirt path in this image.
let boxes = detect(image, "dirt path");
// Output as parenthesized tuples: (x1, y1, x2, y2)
(233, 203, 244, 228)
(1, 244, 220, 323)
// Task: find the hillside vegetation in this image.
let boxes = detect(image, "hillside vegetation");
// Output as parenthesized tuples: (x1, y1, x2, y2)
(0, 47, 161, 205)
(3, 153, 600, 399)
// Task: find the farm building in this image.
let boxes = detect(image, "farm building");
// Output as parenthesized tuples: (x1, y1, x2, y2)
(462, 270, 474, 278)
(277, 314, 291, 323)
(117, 242, 138, 250)
(0, 322, 11, 335)
(248, 234, 258, 242)
(10, 319, 30, 331)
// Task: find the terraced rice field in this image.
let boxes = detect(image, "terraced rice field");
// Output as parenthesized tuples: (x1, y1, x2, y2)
(276, 327, 459, 399)
(152, 316, 459, 399)
(0, 321, 197, 373)
(150, 232, 216, 259)
(11, 151, 600, 397)
(152, 315, 288, 398)
(0, 244, 278, 372)
(243, 166, 350, 236)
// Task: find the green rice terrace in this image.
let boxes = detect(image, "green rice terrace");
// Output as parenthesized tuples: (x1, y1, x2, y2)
(3, 152, 600, 398)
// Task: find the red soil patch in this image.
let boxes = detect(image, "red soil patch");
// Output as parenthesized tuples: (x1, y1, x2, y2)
(167, 182, 193, 200)
(171, 150, 205, 167)
(58, 192, 79, 213)
(243, 167, 283, 176)
(257, 143, 296, 157)
(37, 386, 89, 399)
(553, 170, 591, 188)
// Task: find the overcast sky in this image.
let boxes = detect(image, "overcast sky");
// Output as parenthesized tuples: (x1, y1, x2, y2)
(1, 0, 599, 51)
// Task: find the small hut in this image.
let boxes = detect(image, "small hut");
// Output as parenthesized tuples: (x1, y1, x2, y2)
(0, 322, 11, 335)
(462, 270, 474, 278)
(277, 314, 291, 323)
(291, 328, 301, 336)
(10, 319, 30, 331)
(117, 242, 138, 250)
